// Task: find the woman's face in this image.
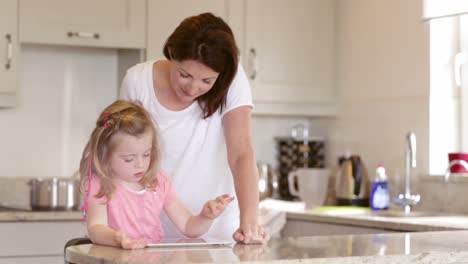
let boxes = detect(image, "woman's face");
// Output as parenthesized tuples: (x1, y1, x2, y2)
(169, 60, 219, 104)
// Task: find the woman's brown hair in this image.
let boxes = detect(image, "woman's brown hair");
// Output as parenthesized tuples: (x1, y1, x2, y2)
(79, 100, 160, 200)
(163, 12, 239, 118)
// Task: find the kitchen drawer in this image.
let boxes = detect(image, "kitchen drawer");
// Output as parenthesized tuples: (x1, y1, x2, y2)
(0, 221, 86, 257)
(0, 256, 63, 264)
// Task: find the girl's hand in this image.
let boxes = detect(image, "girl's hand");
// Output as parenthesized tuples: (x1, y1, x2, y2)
(114, 230, 147, 249)
(201, 194, 234, 219)
(233, 223, 270, 245)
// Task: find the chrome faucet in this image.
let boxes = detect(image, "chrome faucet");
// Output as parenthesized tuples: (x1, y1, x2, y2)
(393, 132, 420, 213)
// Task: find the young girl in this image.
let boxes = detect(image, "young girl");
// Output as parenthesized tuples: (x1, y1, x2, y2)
(80, 100, 234, 249)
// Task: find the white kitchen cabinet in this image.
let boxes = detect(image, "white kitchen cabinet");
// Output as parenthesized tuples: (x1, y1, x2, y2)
(146, 0, 229, 60)
(19, 0, 146, 49)
(282, 219, 396, 237)
(0, 256, 63, 264)
(0, 0, 19, 107)
(243, 0, 337, 116)
(0, 221, 86, 263)
(146, 1, 336, 116)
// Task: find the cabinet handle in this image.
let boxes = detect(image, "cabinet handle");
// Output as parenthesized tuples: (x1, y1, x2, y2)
(5, 34, 12, 70)
(67, 31, 100, 39)
(248, 48, 257, 80)
(454, 52, 466, 87)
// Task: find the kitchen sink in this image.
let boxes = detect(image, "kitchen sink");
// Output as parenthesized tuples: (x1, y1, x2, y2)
(371, 210, 441, 217)
(308, 206, 468, 230)
(312, 206, 370, 216)
(312, 206, 443, 218)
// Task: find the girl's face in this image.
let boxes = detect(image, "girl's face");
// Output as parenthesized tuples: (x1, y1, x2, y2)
(109, 131, 153, 183)
(169, 60, 219, 104)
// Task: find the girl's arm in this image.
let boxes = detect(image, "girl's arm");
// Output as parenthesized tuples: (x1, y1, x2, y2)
(223, 106, 269, 244)
(87, 200, 146, 249)
(165, 194, 234, 238)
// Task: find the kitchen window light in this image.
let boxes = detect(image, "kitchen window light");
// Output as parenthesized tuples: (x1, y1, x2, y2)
(428, 14, 468, 175)
(423, 0, 468, 20)
(459, 16, 468, 153)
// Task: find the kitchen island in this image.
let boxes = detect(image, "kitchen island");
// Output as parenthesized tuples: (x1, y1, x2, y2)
(66, 230, 468, 264)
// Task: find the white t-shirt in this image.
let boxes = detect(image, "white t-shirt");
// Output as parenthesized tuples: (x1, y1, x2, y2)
(120, 60, 253, 240)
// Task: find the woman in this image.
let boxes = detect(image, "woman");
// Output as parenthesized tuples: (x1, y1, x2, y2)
(120, 13, 269, 244)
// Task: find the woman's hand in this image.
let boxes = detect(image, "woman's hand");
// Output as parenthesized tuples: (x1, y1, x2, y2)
(114, 230, 147, 250)
(201, 194, 234, 219)
(232, 223, 270, 244)
(232, 242, 269, 261)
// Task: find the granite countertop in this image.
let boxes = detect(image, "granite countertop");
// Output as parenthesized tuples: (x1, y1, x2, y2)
(0, 177, 84, 222)
(286, 210, 468, 232)
(66, 230, 468, 264)
(0, 210, 82, 222)
(2, 200, 468, 231)
(259, 199, 468, 232)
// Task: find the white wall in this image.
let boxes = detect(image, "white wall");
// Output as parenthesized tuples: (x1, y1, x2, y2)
(0, 45, 332, 178)
(333, 0, 430, 192)
(0, 45, 118, 178)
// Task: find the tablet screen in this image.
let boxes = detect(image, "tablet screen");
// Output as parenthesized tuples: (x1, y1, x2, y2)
(146, 238, 234, 248)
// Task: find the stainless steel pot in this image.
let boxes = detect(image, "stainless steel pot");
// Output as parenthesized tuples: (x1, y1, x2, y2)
(29, 177, 80, 211)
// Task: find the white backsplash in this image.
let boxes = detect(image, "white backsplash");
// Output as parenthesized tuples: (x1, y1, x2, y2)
(0, 45, 118, 178)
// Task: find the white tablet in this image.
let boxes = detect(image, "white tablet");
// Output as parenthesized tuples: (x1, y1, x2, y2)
(146, 238, 234, 248)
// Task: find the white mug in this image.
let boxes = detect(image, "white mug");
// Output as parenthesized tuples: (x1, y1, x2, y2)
(288, 168, 329, 209)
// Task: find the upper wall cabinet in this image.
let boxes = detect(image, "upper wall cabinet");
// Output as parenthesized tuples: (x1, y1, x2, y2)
(19, 0, 146, 49)
(0, 0, 19, 107)
(146, 1, 229, 60)
(244, 0, 336, 116)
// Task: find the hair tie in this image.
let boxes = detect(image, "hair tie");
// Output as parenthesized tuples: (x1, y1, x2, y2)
(101, 113, 111, 129)
(101, 113, 111, 119)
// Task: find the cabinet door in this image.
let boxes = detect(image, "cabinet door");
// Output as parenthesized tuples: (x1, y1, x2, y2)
(0, 0, 18, 107)
(146, 1, 228, 60)
(245, 0, 336, 115)
(0, 256, 63, 264)
(0, 221, 86, 257)
(19, 0, 146, 49)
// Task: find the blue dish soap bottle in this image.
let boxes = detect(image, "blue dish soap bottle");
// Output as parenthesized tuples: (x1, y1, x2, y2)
(370, 164, 390, 211)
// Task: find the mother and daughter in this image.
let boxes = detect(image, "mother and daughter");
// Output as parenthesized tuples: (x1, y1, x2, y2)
(79, 13, 269, 249)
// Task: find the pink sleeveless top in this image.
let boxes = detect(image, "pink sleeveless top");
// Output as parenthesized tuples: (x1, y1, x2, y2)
(88, 172, 177, 243)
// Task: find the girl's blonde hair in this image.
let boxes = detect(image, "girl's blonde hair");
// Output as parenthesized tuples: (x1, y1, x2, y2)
(79, 100, 159, 200)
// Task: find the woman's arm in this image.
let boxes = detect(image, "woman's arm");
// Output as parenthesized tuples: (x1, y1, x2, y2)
(86, 201, 146, 249)
(164, 194, 233, 238)
(223, 106, 269, 244)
